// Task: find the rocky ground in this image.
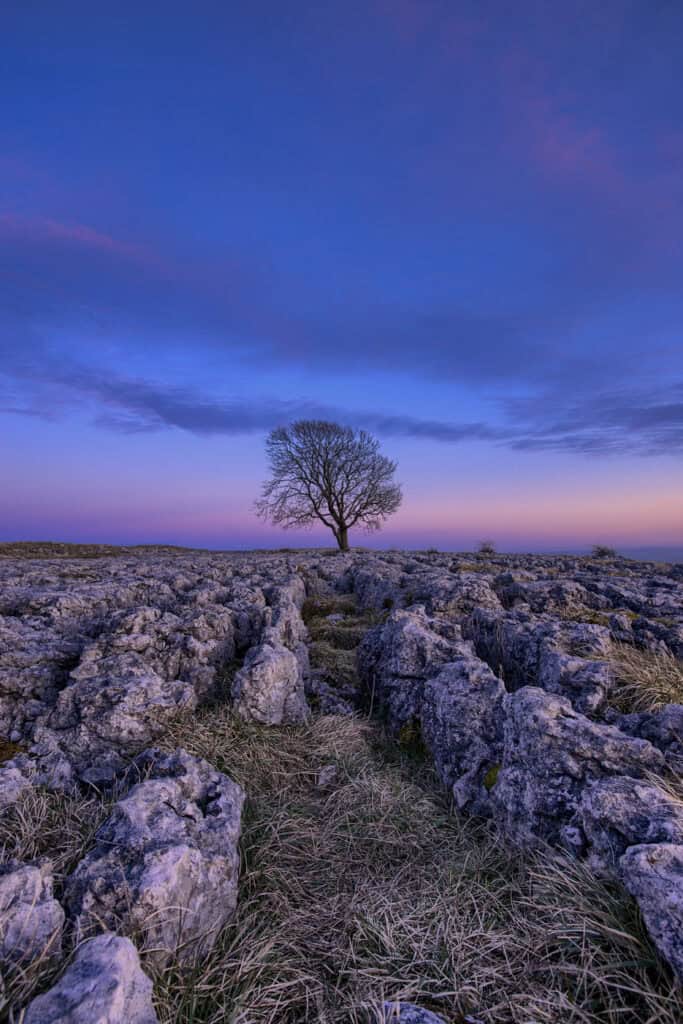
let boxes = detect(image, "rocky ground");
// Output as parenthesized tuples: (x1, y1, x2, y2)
(1, 545, 682, 1023)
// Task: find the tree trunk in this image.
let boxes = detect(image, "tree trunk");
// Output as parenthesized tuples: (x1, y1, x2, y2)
(337, 524, 350, 552)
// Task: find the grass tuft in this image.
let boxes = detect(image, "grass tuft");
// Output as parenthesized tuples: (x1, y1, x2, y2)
(609, 643, 683, 713)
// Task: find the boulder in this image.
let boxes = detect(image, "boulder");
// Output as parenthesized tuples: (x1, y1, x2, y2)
(608, 704, 683, 772)
(0, 757, 33, 810)
(42, 652, 197, 771)
(357, 608, 465, 734)
(422, 657, 505, 816)
(492, 687, 665, 849)
(579, 777, 683, 875)
(23, 933, 158, 1024)
(0, 861, 64, 965)
(619, 843, 683, 983)
(466, 608, 612, 714)
(65, 748, 244, 964)
(232, 641, 309, 725)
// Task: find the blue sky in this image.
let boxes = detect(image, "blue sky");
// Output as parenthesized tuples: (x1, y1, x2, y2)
(2, 1, 682, 551)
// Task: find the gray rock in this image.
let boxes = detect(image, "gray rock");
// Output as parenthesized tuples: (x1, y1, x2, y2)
(316, 764, 338, 787)
(382, 1002, 447, 1024)
(0, 861, 64, 965)
(23, 932, 158, 1024)
(422, 657, 505, 816)
(232, 641, 309, 724)
(492, 687, 665, 848)
(579, 777, 683, 874)
(357, 608, 466, 734)
(0, 756, 33, 810)
(466, 608, 612, 714)
(43, 652, 198, 766)
(65, 748, 244, 964)
(409, 570, 502, 616)
(619, 843, 683, 983)
(608, 704, 683, 771)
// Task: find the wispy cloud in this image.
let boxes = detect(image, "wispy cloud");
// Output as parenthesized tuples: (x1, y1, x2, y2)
(2, 347, 681, 456)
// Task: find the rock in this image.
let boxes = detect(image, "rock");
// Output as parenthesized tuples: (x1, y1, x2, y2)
(619, 843, 683, 983)
(23, 932, 158, 1024)
(0, 619, 82, 741)
(410, 570, 502, 616)
(316, 764, 338, 787)
(0, 757, 33, 810)
(42, 652, 197, 769)
(357, 608, 466, 734)
(608, 704, 683, 772)
(0, 861, 64, 965)
(422, 657, 505, 816)
(232, 641, 309, 725)
(65, 748, 244, 964)
(466, 608, 612, 714)
(382, 1003, 448, 1024)
(579, 777, 683, 874)
(492, 687, 665, 848)
(350, 564, 404, 612)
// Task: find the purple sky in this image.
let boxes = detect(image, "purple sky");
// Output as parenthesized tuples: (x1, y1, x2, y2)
(2, 1, 682, 552)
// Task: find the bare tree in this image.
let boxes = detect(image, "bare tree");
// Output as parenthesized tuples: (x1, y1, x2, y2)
(256, 420, 402, 551)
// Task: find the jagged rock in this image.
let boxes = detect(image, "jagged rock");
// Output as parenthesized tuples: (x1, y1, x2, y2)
(492, 687, 665, 849)
(579, 777, 683, 874)
(382, 1003, 447, 1023)
(607, 704, 683, 771)
(232, 641, 309, 724)
(0, 757, 33, 810)
(22, 932, 158, 1024)
(619, 843, 683, 983)
(409, 570, 502, 616)
(348, 564, 405, 612)
(41, 652, 197, 770)
(65, 748, 244, 964)
(422, 657, 505, 816)
(494, 576, 593, 615)
(357, 608, 465, 733)
(0, 861, 64, 965)
(0, 619, 82, 741)
(466, 608, 612, 714)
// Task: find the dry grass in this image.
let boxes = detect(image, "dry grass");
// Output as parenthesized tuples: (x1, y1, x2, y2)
(609, 643, 683, 713)
(0, 787, 115, 1014)
(149, 708, 683, 1024)
(4, 595, 683, 1023)
(0, 739, 24, 764)
(2, 714, 681, 1023)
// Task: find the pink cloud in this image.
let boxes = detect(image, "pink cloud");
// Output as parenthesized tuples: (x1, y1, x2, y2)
(0, 212, 150, 262)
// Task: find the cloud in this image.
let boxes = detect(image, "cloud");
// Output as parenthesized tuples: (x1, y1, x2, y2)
(1, 202, 671, 398)
(2, 345, 681, 456)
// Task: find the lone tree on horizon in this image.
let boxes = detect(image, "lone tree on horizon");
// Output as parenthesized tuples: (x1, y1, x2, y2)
(256, 420, 402, 552)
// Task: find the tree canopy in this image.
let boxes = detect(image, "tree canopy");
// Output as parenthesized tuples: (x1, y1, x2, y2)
(255, 420, 402, 551)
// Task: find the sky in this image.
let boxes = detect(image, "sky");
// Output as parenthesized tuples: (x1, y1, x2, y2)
(1, 0, 682, 553)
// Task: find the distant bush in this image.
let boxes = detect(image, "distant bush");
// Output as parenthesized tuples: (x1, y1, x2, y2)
(477, 540, 496, 556)
(592, 544, 617, 559)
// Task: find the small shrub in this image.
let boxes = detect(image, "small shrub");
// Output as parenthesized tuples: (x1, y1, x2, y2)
(592, 544, 617, 559)
(478, 540, 496, 556)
